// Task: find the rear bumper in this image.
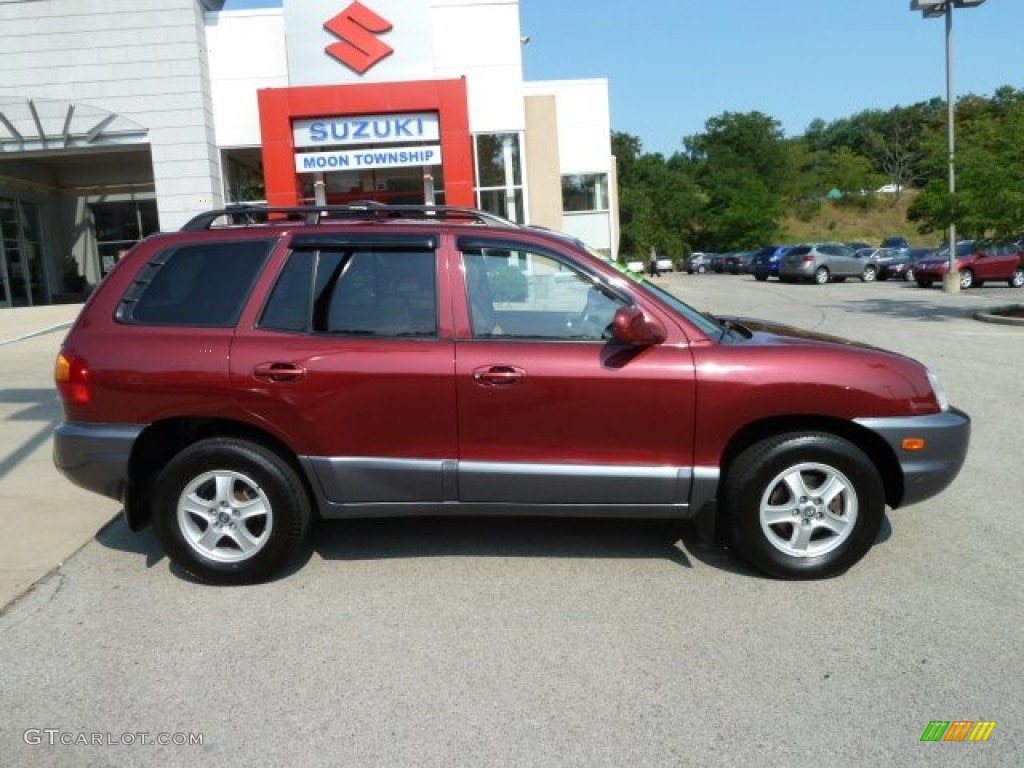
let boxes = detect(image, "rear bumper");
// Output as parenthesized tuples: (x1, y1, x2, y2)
(855, 408, 971, 507)
(53, 421, 145, 503)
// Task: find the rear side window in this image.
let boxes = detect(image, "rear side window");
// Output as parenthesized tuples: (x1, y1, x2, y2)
(260, 248, 438, 337)
(118, 240, 272, 327)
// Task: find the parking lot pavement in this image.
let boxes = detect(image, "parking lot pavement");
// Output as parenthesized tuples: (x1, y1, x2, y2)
(1, 281, 1022, 767)
(0, 303, 118, 608)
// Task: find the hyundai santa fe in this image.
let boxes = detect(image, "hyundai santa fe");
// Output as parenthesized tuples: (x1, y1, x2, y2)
(53, 204, 970, 584)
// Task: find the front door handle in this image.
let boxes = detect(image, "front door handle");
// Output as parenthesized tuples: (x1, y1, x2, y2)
(473, 365, 526, 386)
(254, 362, 307, 382)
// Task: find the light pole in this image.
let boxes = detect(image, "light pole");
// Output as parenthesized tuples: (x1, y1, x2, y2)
(910, 0, 986, 294)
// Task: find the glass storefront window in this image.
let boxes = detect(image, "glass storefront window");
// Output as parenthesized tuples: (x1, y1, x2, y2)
(91, 201, 159, 276)
(0, 197, 46, 307)
(474, 133, 525, 223)
(562, 173, 609, 212)
(297, 166, 446, 207)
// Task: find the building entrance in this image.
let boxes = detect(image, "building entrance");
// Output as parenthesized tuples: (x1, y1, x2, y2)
(0, 198, 46, 307)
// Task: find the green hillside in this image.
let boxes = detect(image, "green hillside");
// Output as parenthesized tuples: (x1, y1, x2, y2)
(780, 191, 942, 248)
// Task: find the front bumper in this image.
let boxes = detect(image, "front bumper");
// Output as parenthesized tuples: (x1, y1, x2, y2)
(53, 421, 146, 503)
(855, 408, 971, 507)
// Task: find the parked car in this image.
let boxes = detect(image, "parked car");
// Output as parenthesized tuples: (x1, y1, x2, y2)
(625, 258, 645, 273)
(684, 253, 713, 274)
(914, 240, 1024, 289)
(749, 245, 793, 281)
(656, 255, 675, 274)
(53, 203, 970, 584)
(780, 243, 882, 284)
(845, 241, 872, 252)
(880, 236, 911, 251)
(878, 248, 933, 282)
(726, 250, 757, 274)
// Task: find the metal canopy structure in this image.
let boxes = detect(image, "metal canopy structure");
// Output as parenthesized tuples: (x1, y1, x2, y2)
(0, 98, 149, 156)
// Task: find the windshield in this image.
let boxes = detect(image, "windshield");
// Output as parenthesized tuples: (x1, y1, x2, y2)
(934, 241, 975, 258)
(635, 280, 722, 337)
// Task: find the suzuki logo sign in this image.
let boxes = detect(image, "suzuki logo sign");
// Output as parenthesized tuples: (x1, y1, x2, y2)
(324, 1, 394, 74)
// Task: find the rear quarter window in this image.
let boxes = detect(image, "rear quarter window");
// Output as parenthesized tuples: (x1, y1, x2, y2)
(116, 240, 273, 327)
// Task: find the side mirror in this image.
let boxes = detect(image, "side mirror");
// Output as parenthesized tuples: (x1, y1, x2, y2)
(612, 306, 666, 346)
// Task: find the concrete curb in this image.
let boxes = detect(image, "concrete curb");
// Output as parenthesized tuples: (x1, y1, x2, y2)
(0, 321, 74, 346)
(974, 305, 1024, 326)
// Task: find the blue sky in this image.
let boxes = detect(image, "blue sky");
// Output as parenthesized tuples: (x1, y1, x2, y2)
(222, 0, 1023, 156)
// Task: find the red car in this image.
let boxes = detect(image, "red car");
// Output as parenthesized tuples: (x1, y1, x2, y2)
(914, 239, 1024, 289)
(53, 205, 970, 584)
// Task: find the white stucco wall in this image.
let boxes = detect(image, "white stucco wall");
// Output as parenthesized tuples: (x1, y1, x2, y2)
(205, 9, 288, 147)
(0, 0, 224, 230)
(523, 79, 612, 174)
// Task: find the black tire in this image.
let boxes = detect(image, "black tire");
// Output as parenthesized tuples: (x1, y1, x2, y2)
(723, 433, 885, 579)
(1011, 268, 1024, 288)
(754, 274, 768, 282)
(861, 265, 877, 283)
(152, 438, 312, 585)
(959, 269, 974, 290)
(916, 279, 932, 288)
(814, 266, 830, 285)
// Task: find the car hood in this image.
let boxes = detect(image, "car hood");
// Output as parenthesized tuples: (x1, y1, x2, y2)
(723, 316, 892, 354)
(917, 256, 957, 268)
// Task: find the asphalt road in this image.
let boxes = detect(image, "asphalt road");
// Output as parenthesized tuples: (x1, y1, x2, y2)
(1, 274, 1021, 767)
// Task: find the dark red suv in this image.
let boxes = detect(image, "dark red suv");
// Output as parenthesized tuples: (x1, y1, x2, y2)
(53, 205, 970, 584)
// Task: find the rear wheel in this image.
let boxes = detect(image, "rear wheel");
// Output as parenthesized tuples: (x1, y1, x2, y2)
(916, 278, 932, 288)
(959, 269, 974, 290)
(814, 266, 830, 285)
(904, 268, 914, 282)
(723, 433, 885, 579)
(1010, 268, 1024, 288)
(861, 264, 878, 282)
(152, 438, 312, 585)
(754, 274, 768, 282)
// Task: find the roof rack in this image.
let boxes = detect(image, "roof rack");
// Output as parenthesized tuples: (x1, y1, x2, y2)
(180, 203, 520, 232)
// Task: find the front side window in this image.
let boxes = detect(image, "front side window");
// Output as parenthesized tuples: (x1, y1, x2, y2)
(119, 240, 272, 326)
(461, 243, 624, 341)
(261, 248, 437, 337)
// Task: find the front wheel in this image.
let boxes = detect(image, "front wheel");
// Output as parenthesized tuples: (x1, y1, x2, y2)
(1010, 268, 1024, 288)
(754, 274, 768, 282)
(814, 266, 830, 285)
(959, 269, 974, 290)
(904, 268, 914, 282)
(723, 433, 885, 579)
(916, 278, 932, 288)
(152, 438, 312, 585)
(861, 265, 877, 282)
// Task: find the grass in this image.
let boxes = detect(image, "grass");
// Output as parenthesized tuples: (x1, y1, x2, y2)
(780, 191, 942, 247)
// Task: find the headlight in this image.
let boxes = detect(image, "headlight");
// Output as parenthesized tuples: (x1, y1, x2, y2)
(927, 368, 949, 412)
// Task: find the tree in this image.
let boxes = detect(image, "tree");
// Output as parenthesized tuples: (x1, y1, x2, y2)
(685, 112, 788, 249)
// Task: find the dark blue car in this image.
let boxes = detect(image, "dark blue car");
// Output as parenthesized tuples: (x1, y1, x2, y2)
(749, 245, 794, 281)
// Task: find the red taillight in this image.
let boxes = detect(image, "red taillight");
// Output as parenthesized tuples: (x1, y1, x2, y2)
(55, 353, 92, 405)
(802, 255, 814, 264)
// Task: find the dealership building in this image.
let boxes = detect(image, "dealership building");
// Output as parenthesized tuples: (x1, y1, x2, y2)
(0, 0, 617, 308)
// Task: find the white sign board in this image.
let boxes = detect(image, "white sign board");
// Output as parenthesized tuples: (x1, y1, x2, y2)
(293, 113, 439, 148)
(296, 145, 443, 173)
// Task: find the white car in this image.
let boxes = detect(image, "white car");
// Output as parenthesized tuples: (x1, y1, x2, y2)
(625, 259, 645, 273)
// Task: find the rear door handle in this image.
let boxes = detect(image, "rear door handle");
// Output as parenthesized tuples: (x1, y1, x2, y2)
(254, 362, 307, 382)
(473, 365, 526, 386)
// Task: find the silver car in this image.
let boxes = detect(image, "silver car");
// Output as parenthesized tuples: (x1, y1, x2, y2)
(780, 243, 881, 284)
